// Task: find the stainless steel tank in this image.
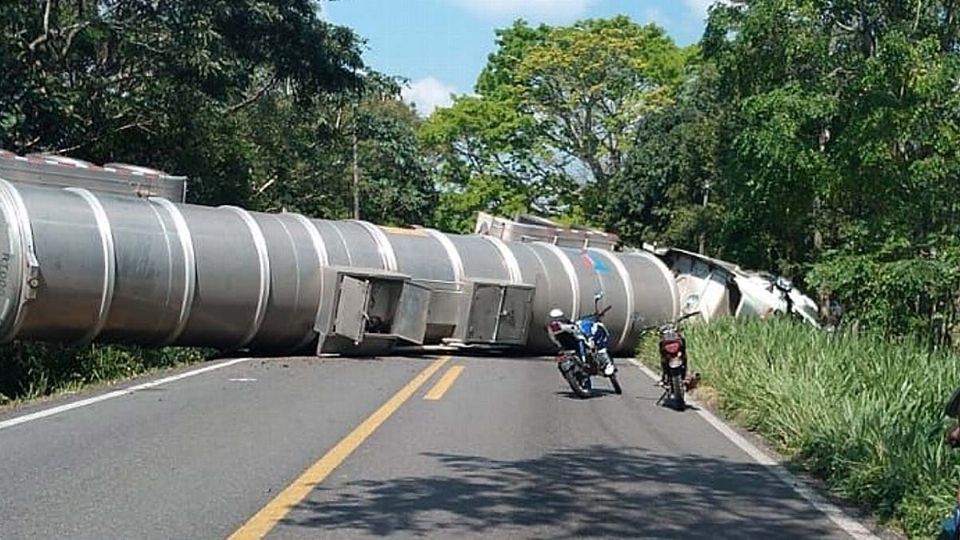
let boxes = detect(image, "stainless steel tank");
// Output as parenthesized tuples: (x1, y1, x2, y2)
(0, 179, 680, 356)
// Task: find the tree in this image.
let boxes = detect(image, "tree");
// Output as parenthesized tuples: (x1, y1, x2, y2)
(611, 0, 960, 343)
(699, 0, 960, 269)
(0, 0, 363, 206)
(607, 62, 723, 250)
(422, 17, 687, 230)
(0, 1, 435, 223)
(420, 95, 541, 232)
(238, 78, 435, 225)
(354, 95, 437, 225)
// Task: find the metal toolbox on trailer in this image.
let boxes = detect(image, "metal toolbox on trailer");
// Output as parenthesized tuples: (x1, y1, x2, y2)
(316, 267, 432, 355)
(452, 279, 535, 346)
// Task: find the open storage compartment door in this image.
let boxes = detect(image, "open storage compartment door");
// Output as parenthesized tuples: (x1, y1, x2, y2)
(392, 281, 431, 345)
(333, 275, 371, 343)
(454, 280, 535, 346)
(317, 267, 435, 355)
(464, 282, 502, 342)
(496, 285, 534, 343)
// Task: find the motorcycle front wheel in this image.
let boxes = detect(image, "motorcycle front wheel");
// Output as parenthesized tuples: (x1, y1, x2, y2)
(670, 374, 685, 410)
(560, 365, 592, 399)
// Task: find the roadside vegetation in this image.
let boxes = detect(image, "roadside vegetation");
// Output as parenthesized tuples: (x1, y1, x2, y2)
(0, 343, 208, 404)
(640, 318, 959, 538)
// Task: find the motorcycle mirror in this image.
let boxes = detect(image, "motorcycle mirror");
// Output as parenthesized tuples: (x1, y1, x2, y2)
(594, 291, 604, 301)
(945, 386, 960, 418)
(776, 276, 794, 292)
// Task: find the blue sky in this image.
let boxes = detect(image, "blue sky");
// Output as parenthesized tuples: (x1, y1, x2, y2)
(323, 0, 713, 115)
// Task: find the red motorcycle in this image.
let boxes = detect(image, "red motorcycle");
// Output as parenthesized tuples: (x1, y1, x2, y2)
(655, 312, 700, 411)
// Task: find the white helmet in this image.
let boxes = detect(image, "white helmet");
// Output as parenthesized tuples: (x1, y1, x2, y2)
(549, 308, 565, 319)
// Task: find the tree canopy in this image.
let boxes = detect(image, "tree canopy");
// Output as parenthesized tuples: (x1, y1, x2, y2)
(422, 17, 688, 232)
(608, 1, 960, 345)
(0, 0, 434, 220)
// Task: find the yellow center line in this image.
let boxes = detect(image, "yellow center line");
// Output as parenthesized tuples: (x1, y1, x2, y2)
(227, 355, 451, 540)
(423, 365, 465, 401)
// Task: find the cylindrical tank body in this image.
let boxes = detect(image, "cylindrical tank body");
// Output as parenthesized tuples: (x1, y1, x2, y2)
(0, 179, 679, 355)
(502, 242, 678, 354)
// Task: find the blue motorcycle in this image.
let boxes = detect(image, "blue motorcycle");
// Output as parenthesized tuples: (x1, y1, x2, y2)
(546, 292, 622, 398)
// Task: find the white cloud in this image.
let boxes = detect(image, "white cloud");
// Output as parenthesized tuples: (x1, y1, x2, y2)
(401, 77, 458, 116)
(643, 7, 670, 27)
(684, 0, 732, 18)
(450, 0, 597, 23)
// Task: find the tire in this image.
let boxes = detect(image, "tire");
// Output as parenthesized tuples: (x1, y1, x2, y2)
(610, 373, 623, 394)
(670, 374, 685, 410)
(561, 365, 591, 399)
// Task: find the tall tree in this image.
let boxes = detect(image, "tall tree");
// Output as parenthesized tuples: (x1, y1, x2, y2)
(422, 17, 687, 231)
(240, 79, 435, 225)
(606, 61, 723, 250)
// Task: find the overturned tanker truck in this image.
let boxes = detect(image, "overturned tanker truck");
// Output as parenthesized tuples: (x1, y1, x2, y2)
(0, 151, 814, 357)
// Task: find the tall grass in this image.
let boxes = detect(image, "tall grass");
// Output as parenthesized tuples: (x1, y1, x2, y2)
(0, 342, 208, 403)
(640, 318, 960, 538)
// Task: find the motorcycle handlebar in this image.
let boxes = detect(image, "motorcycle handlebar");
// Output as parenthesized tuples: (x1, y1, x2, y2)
(636, 311, 702, 334)
(584, 305, 614, 320)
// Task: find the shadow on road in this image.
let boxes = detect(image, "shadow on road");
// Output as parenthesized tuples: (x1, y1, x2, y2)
(285, 445, 842, 538)
(553, 389, 619, 400)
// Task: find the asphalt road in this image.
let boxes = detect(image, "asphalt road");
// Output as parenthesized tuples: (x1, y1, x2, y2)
(0, 354, 865, 539)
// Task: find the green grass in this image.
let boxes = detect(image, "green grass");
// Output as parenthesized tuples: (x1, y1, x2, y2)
(0, 342, 209, 404)
(639, 318, 960, 538)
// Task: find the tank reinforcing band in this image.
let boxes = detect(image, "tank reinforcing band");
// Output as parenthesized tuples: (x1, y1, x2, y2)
(534, 241, 580, 320)
(424, 228, 465, 284)
(353, 220, 399, 273)
(480, 235, 523, 284)
(151, 197, 197, 346)
(221, 206, 272, 350)
(65, 187, 117, 344)
(636, 248, 681, 322)
(590, 248, 634, 352)
(287, 212, 330, 351)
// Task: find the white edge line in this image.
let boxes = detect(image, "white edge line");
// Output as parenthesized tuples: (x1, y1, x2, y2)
(0, 357, 253, 431)
(626, 358, 879, 540)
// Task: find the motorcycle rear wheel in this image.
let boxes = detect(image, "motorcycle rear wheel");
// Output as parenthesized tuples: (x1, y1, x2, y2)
(670, 374, 685, 410)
